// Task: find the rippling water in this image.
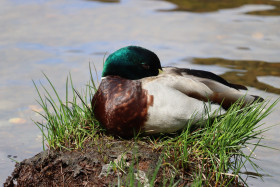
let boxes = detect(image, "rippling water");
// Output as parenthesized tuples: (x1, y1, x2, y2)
(0, 0, 280, 185)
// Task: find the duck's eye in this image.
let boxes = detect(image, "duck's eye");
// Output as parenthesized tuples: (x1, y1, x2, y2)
(141, 62, 150, 70)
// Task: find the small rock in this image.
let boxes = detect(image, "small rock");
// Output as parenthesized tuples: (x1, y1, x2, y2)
(73, 165, 83, 178)
(98, 164, 114, 178)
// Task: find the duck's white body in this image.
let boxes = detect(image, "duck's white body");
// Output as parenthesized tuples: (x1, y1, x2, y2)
(141, 67, 256, 134)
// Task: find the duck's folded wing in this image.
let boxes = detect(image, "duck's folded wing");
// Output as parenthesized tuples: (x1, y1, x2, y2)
(163, 67, 247, 90)
(148, 72, 262, 110)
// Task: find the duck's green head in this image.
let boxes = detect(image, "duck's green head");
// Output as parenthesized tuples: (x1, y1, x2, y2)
(102, 46, 162, 80)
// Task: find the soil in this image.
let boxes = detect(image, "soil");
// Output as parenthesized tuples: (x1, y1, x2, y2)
(4, 137, 189, 187)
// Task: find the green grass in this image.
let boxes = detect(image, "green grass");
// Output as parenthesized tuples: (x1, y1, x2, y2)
(33, 65, 101, 150)
(33, 66, 278, 186)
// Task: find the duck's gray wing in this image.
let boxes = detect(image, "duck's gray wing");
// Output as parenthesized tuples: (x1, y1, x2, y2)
(163, 67, 247, 90)
(162, 67, 263, 109)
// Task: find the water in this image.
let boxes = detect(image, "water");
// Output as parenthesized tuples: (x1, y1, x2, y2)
(0, 0, 280, 185)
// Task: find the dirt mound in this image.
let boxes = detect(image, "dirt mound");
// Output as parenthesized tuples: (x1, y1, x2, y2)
(4, 139, 185, 186)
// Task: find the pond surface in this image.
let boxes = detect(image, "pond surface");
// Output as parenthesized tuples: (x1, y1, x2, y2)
(0, 0, 280, 185)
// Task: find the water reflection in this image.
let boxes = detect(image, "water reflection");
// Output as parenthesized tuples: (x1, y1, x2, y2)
(192, 58, 280, 94)
(162, 0, 280, 16)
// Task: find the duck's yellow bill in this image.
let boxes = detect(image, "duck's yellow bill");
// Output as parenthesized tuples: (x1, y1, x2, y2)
(158, 69, 163, 74)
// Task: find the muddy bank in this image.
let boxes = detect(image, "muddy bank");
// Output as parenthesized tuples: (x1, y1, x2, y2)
(4, 138, 188, 186)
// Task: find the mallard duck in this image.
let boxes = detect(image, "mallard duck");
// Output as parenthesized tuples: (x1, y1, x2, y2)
(92, 46, 263, 138)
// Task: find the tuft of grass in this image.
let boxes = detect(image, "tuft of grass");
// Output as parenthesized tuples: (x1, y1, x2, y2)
(33, 64, 102, 150)
(32, 65, 278, 186)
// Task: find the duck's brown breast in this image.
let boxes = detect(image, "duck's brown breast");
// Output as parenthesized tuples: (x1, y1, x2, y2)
(92, 76, 153, 138)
